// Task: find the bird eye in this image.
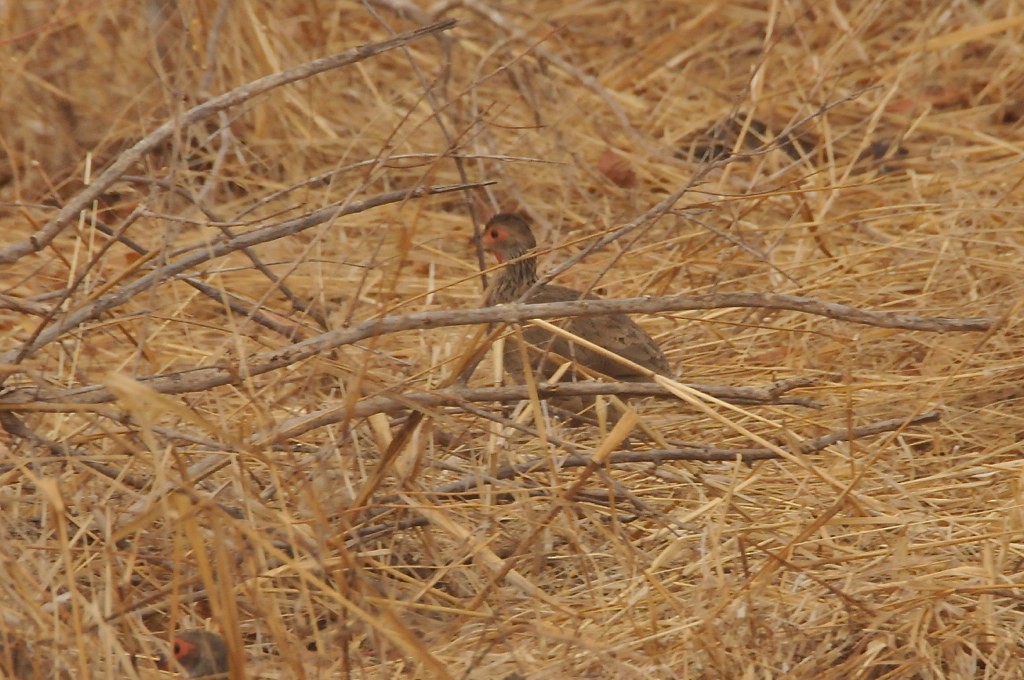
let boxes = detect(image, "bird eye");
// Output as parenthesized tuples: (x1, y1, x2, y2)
(489, 229, 499, 238)
(173, 638, 194, 659)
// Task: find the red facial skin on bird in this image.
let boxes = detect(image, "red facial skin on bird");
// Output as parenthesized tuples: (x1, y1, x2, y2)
(174, 637, 197, 665)
(154, 636, 199, 671)
(481, 224, 508, 263)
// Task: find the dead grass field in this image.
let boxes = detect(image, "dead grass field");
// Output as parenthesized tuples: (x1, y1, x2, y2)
(1, 1, 1023, 678)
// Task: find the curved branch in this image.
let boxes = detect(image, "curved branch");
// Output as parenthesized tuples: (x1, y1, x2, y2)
(1, 293, 991, 404)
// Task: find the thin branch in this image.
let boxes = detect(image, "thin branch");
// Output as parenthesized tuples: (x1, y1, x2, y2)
(518, 89, 876, 302)
(120, 175, 329, 331)
(91, 218, 306, 342)
(262, 377, 824, 444)
(0, 412, 149, 489)
(1, 293, 992, 404)
(2, 180, 492, 365)
(348, 411, 942, 540)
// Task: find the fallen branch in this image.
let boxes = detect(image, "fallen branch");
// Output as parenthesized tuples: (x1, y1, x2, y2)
(259, 376, 823, 443)
(0, 293, 991, 404)
(349, 411, 942, 540)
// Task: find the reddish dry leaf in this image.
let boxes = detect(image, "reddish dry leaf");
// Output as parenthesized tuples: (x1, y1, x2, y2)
(597, 149, 637, 187)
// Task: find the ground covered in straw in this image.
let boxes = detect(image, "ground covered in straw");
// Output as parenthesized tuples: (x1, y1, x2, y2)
(1, 1, 1023, 678)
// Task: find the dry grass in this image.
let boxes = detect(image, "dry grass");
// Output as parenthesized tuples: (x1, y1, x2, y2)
(1, 0, 1023, 678)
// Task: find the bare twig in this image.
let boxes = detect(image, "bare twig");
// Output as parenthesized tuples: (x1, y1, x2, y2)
(521, 88, 876, 300)
(91, 218, 307, 342)
(3, 180, 492, 365)
(1, 293, 991, 404)
(348, 411, 942, 540)
(260, 374, 827, 444)
(119, 175, 329, 331)
(262, 377, 824, 444)
(0, 412, 149, 489)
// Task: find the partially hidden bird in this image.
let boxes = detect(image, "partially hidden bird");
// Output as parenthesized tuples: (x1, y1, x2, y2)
(479, 213, 670, 386)
(157, 629, 230, 679)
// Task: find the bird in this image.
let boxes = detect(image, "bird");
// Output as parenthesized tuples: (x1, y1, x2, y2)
(156, 629, 230, 679)
(479, 213, 670, 388)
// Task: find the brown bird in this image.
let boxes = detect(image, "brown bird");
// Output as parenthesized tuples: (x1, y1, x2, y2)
(480, 213, 670, 386)
(157, 629, 230, 679)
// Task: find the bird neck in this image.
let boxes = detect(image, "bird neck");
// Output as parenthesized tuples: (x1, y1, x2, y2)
(491, 250, 538, 303)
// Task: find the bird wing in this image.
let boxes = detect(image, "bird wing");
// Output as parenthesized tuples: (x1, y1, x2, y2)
(521, 284, 670, 379)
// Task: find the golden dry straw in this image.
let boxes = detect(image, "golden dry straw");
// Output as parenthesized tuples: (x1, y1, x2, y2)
(1, 1, 1022, 678)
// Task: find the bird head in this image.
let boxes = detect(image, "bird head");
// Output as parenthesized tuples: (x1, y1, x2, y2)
(157, 630, 229, 678)
(480, 213, 537, 263)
